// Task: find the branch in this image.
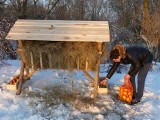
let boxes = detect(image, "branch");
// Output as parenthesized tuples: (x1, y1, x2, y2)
(2, 45, 16, 54)
(9, 0, 18, 12)
(34, 0, 39, 4)
(0, 0, 6, 4)
(140, 35, 148, 42)
(48, 0, 60, 14)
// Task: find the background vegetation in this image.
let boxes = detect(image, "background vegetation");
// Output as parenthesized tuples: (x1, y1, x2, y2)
(0, 0, 160, 62)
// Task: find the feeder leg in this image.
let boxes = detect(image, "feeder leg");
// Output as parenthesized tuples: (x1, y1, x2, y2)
(30, 52, 35, 70)
(18, 40, 30, 78)
(25, 68, 29, 77)
(94, 42, 102, 97)
(16, 61, 25, 95)
(39, 52, 43, 69)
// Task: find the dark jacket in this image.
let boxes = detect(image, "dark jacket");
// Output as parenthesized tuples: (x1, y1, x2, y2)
(106, 46, 153, 79)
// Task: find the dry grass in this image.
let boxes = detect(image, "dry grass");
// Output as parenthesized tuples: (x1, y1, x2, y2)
(23, 84, 95, 109)
(20, 41, 109, 71)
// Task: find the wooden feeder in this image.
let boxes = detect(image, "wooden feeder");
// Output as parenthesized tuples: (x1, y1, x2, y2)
(6, 20, 110, 97)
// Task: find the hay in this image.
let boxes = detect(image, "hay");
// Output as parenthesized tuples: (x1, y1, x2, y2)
(20, 41, 109, 71)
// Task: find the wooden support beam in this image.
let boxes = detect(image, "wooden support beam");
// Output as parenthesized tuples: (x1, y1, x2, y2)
(77, 56, 80, 70)
(82, 69, 95, 84)
(16, 40, 28, 95)
(39, 52, 43, 69)
(30, 52, 35, 70)
(18, 40, 30, 77)
(94, 42, 102, 97)
(16, 61, 25, 95)
(23, 69, 36, 83)
(28, 69, 36, 77)
(85, 57, 88, 71)
(25, 68, 29, 77)
(48, 53, 52, 69)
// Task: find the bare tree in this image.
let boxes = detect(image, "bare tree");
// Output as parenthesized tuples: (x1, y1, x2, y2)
(54, 4, 68, 20)
(141, 0, 160, 61)
(109, 0, 143, 45)
(109, 0, 160, 61)
(49, 0, 108, 20)
(0, 0, 6, 4)
(69, 0, 86, 20)
(0, 0, 6, 16)
(44, 0, 60, 19)
(9, 0, 28, 19)
(84, 0, 107, 21)
(0, 18, 17, 61)
(66, 0, 86, 20)
(33, 0, 40, 19)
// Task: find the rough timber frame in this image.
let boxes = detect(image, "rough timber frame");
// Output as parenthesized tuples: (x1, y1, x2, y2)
(6, 20, 110, 97)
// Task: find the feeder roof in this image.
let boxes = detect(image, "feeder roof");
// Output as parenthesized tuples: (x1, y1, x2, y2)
(6, 19, 110, 42)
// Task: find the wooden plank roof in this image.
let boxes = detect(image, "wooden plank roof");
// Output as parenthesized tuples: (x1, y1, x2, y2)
(6, 20, 110, 42)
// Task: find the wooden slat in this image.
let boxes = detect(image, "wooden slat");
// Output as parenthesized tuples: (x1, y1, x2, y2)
(24, 69, 36, 82)
(7, 33, 110, 42)
(10, 26, 108, 30)
(30, 52, 34, 70)
(14, 24, 107, 28)
(9, 27, 109, 35)
(16, 61, 25, 95)
(82, 69, 95, 84)
(48, 53, 52, 69)
(77, 56, 80, 70)
(39, 52, 43, 69)
(85, 58, 88, 71)
(15, 20, 109, 25)
(14, 20, 108, 29)
(6, 20, 110, 42)
(9, 32, 108, 37)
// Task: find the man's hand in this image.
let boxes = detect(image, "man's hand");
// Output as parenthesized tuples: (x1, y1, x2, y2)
(124, 74, 131, 80)
(100, 78, 109, 85)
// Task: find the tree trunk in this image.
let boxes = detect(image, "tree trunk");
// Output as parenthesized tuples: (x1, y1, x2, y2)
(143, 0, 149, 37)
(154, 0, 159, 61)
(18, 0, 28, 19)
(34, 0, 37, 19)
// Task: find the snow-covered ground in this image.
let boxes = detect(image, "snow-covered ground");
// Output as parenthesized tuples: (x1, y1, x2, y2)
(0, 60, 160, 120)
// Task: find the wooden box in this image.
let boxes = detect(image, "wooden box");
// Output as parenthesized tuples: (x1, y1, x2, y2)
(98, 86, 108, 94)
(6, 84, 17, 91)
(5, 76, 18, 91)
(98, 77, 108, 94)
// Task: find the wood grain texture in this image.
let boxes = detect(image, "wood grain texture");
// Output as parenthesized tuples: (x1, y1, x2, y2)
(6, 20, 110, 42)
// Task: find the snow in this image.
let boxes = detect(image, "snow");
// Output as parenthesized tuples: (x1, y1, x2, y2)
(0, 60, 160, 120)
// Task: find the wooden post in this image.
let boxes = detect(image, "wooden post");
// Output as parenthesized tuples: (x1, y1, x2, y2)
(18, 40, 29, 77)
(30, 52, 35, 70)
(16, 40, 27, 95)
(82, 69, 95, 84)
(48, 53, 52, 69)
(39, 52, 43, 69)
(25, 68, 29, 77)
(77, 56, 80, 70)
(16, 61, 25, 95)
(85, 57, 88, 71)
(94, 42, 102, 97)
(23, 69, 36, 83)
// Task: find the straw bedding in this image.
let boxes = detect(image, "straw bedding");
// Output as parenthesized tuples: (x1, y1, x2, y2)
(20, 41, 109, 71)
